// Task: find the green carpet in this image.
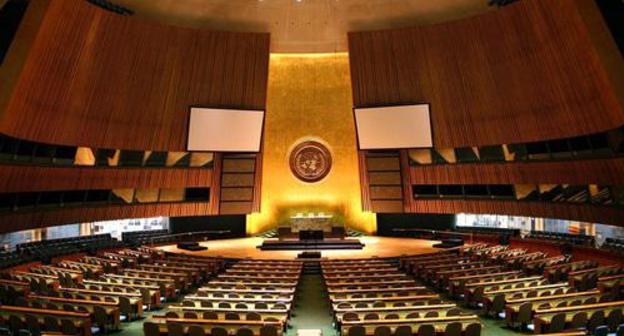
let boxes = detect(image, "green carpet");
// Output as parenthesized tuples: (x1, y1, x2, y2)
(286, 274, 338, 336)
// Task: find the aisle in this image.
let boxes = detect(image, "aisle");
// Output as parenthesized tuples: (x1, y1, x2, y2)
(287, 274, 337, 336)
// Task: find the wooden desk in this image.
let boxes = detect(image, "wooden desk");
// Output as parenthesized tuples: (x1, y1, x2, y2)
(198, 287, 295, 295)
(187, 295, 294, 304)
(0, 305, 91, 336)
(339, 315, 479, 335)
(447, 271, 524, 296)
(533, 300, 624, 334)
(330, 294, 439, 303)
(326, 279, 414, 287)
(504, 290, 602, 327)
(334, 303, 455, 315)
(169, 305, 289, 315)
(218, 275, 300, 282)
(323, 273, 407, 280)
(322, 268, 399, 275)
(327, 286, 428, 294)
(149, 317, 283, 336)
(207, 281, 297, 288)
(29, 295, 121, 330)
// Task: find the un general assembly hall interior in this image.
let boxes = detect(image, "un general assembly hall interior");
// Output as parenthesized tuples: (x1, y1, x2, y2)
(2, 0, 624, 335)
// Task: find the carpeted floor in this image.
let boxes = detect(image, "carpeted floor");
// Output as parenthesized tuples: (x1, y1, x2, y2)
(286, 274, 338, 336)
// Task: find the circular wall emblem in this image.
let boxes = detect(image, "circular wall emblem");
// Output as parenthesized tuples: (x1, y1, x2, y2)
(289, 141, 332, 183)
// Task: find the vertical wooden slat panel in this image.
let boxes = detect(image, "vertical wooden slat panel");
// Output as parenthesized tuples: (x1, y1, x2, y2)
(0, 0, 270, 151)
(348, 0, 624, 147)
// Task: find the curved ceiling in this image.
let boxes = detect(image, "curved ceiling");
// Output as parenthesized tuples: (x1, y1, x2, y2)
(112, 0, 492, 53)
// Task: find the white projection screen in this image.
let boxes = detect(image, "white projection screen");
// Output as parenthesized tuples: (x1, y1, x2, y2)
(354, 104, 433, 149)
(187, 107, 264, 152)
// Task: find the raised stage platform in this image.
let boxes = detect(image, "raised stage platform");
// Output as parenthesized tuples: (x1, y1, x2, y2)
(258, 238, 364, 250)
(155, 236, 441, 260)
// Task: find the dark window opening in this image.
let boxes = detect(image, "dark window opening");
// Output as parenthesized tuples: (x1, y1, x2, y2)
(0, 0, 29, 64)
(489, 185, 515, 199)
(413, 185, 438, 198)
(439, 185, 463, 197)
(185, 188, 210, 202)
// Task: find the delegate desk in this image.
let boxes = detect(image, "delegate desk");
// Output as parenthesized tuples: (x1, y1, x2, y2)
(340, 315, 480, 335)
(532, 300, 624, 334)
(0, 305, 92, 336)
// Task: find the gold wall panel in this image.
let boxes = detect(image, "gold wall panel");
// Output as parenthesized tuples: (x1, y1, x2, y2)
(247, 53, 376, 234)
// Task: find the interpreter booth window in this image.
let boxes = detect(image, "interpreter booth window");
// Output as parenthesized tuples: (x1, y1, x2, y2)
(88, 217, 169, 240)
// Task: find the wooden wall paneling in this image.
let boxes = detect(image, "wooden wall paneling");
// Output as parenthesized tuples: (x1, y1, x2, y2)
(218, 154, 258, 215)
(358, 151, 372, 212)
(408, 158, 624, 185)
(0, 0, 270, 151)
(410, 199, 624, 227)
(370, 201, 404, 214)
(399, 149, 413, 213)
(365, 151, 404, 213)
(0, 202, 212, 234)
(575, 0, 624, 117)
(348, 0, 624, 147)
(208, 153, 223, 215)
(0, 165, 213, 193)
(252, 150, 263, 212)
(0, 0, 50, 124)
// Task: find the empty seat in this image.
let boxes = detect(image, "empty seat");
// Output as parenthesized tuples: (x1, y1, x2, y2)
(188, 325, 206, 336)
(43, 316, 59, 332)
(9, 315, 24, 334)
(347, 326, 365, 336)
(416, 324, 435, 336)
(549, 313, 566, 333)
(343, 312, 359, 321)
(143, 322, 161, 336)
(394, 326, 412, 336)
(608, 309, 623, 331)
(424, 311, 438, 318)
(594, 326, 609, 336)
(373, 326, 391, 336)
(588, 311, 606, 334)
(570, 311, 588, 329)
(184, 312, 198, 319)
(260, 325, 278, 336)
(385, 314, 399, 320)
(236, 328, 254, 336)
(246, 312, 262, 321)
(25, 315, 40, 336)
(446, 308, 462, 316)
(364, 313, 379, 320)
(225, 313, 240, 320)
(444, 322, 462, 336)
(168, 323, 185, 336)
(94, 305, 110, 333)
(465, 323, 481, 336)
(210, 327, 228, 336)
(60, 319, 78, 335)
(203, 312, 219, 320)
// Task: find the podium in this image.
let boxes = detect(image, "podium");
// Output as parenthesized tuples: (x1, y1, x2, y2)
(299, 230, 324, 241)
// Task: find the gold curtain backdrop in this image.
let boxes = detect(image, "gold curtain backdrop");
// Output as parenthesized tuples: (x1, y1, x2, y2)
(247, 53, 376, 234)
